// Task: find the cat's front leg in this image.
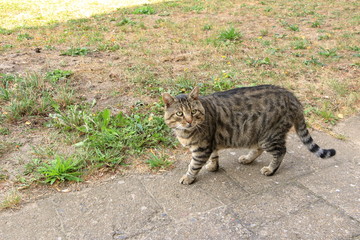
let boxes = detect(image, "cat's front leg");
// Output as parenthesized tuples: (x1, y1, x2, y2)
(180, 148, 212, 185)
(205, 150, 219, 172)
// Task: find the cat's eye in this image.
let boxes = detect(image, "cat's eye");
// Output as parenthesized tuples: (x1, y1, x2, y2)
(176, 111, 183, 116)
(191, 109, 198, 115)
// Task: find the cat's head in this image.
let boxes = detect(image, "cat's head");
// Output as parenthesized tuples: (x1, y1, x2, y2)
(162, 87, 205, 130)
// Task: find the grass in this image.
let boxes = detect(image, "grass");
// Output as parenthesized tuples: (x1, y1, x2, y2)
(37, 156, 83, 184)
(60, 47, 90, 56)
(19, 104, 175, 184)
(146, 151, 172, 169)
(132, 5, 156, 15)
(318, 48, 338, 58)
(210, 26, 243, 46)
(0, 0, 359, 190)
(0, 190, 21, 210)
(0, 0, 169, 29)
(45, 69, 73, 83)
(0, 72, 74, 122)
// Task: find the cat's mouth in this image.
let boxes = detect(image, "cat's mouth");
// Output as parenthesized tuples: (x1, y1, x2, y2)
(176, 123, 196, 130)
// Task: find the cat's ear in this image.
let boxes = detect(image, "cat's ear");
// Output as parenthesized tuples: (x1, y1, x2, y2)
(162, 93, 175, 108)
(189, 86, 200, 100)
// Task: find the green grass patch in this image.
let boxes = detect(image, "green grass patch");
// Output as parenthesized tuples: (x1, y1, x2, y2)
(37, 156, 83, 184)
(21, 103, 175, 184)
(132, 5, 156, 15)
(60, 47, 90, 56)
(45, 69, 73, 83)
(17, 33, 33, 40)
(318, 48, 338, 57)
(218, 26, 243, 42)
(116, 17, 137, 26)
(0, 72, 74, 122)
(304, 56, 324, 66)
(245, 57, 273, 67)
(0, 27, 13, 35)
(292, 39, 310, 50)
(146, 152, 172, 169)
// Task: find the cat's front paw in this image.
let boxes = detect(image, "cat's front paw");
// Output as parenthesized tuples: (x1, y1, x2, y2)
(205, 161, 219, 172)
(179, 175, 195, 185)
(260, 166, 274, 176)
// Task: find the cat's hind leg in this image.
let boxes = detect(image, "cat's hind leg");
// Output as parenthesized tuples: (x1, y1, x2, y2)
(205, 150, 219, 172)
(238, 148, 263, 164)
(260, 142, 286, 176)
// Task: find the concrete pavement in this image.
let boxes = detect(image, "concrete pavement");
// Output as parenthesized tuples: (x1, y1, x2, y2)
(1, 115, 359, 239)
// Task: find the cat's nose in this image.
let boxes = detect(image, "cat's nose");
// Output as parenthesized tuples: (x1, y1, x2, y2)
(185, 116, 192, 124)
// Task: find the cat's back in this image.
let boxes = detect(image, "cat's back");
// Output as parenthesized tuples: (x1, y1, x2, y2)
(207, 85, 289, 99)
(200, 85, 301, 115)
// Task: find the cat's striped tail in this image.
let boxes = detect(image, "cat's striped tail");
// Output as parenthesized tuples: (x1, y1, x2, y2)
(294, 119, 336, 158)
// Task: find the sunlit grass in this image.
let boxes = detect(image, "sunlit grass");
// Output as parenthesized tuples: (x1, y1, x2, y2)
(0, 0, 169, 29)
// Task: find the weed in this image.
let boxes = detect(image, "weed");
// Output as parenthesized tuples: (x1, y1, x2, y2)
(288, 24, 300, 31)
(304, 56, 324, 66)
(260, 29, 269, 37)
(60, 47, 90, 56)
(292, 39, 310, 50)
(116, 17, 136, 26)
(281, 21, 300, 31)
(261, 40, 271, 46)
(245, 57, 272, 67)
(184, 5, 204, 13)
(17, 33, 33, 40)
(218, 27, 242, 42)
(1, 73, 75, 122)
(45, 45, 56, 50)
(0, 172, 9, 181)
(316, 106, 338, 125)
(212, 72, 236, 91)
(146, 152, 172, 169)
(45, 69, 72, 83)
(203, 24, 212, 31)
(24, 158, 43, 175)
(50, 105, 175, 169)
(318, 34, 331, 40)
(175, 76, 196, 93)
(318, 48, 338, 57)
(274, 33, 287, 39)
(0, 128, 10, 135)
(0, 74, 15, 102)
(132, 6, 156, 15)
(37, 156, 83, 184)
(349, 46, 360, 52)
(97, 43, 120, 52)
(311, 20, 322, 28)
(49, 105, 90, 131)
(0, 27, 12, 35)
(264, 7, 272, 12)
(1, 44, 14, 51)
(0, 190, 21, 210)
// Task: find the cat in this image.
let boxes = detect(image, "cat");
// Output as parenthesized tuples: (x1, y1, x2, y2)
(162, 85, 336, 185)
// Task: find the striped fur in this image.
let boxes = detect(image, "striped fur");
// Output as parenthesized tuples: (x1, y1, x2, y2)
(162, 85, 336, 185)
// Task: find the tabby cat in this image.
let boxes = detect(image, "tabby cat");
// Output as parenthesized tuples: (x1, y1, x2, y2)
(162, 85, 336, 185)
